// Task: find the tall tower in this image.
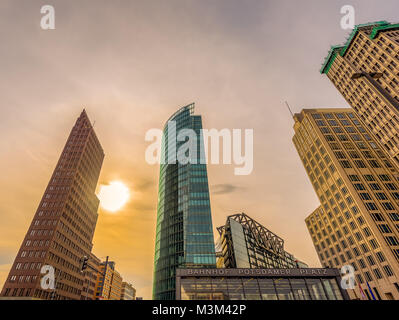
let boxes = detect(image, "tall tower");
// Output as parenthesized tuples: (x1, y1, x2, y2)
(320, 21, 399, 166)
(1, 110, 104, 300)
(293, 108, 399, 300)
(153, 103, 216, 300)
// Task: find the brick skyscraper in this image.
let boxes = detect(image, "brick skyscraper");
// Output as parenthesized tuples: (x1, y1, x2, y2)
(1, 110, 104, 300)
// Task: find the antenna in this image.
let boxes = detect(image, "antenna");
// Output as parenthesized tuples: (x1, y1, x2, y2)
(285, 101, 294, 117)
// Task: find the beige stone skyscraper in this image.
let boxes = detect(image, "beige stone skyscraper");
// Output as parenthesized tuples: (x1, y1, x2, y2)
(293, 108, 399, 300)
(320, 21, 399, 166)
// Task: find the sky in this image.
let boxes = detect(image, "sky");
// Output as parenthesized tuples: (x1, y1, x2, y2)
(0, 0, 398, 300)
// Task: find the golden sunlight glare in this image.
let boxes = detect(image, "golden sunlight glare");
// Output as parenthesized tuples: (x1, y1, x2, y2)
(98, 181, 130, 212)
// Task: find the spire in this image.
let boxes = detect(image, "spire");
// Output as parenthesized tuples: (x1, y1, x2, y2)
(285, 101, 294, 118)
(76, 108, 93, 128)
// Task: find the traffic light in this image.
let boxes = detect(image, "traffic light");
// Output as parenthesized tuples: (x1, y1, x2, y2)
(80, 256, 89, 272)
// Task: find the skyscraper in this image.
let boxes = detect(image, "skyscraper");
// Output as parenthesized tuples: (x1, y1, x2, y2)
(1, 110, 104, 300)
(216, 213, 307, 269)
(320, 21, 399, 166)
(293, 108, 399, 300)
(153, 103, 216, 300)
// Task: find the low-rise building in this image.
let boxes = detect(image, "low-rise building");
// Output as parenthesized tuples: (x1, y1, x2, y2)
(120, 282, 136, 300)
(176, 268, 349, 300)
(216, 213, 308, 269)
(94, 261, 122, 300)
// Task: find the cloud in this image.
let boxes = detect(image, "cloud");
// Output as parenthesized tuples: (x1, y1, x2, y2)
(134, 179, 156, 191)
(211, 183, 243, 195)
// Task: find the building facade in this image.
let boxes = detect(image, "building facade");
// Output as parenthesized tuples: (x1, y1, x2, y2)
(321, 21, 399, 166)
(109, 270, 122, 300)
(1, 110, 104, 300)
(216, 213, 307, 269)
(176, 268, 349, 300)
(153, 103, 216, 300)
(94, 261, 122, 300)
(293, 108, 399, 300)
(120, 282, 136, 300)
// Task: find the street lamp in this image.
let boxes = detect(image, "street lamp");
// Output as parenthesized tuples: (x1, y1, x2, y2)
(351, 71, 399, 111)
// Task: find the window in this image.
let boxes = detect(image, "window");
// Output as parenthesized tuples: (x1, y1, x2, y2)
(373, 268, 383, 280)
(360, 243, 369, 253)
(375, 251, 386, 262)
(227, 279, 245, 300)
(369, 239, 379, 249)
(369, 183, 381, 191)
(375, 193, 388, 200)
(378, 224, 392, 233)
(383, 265, 394, 277)
(258, 279, 277, 300)
(381, 202, 395, 211)
(360, 193, 371, 200)
(385, 236, 399, 246)
(370, 213, 384, 222)
(363, 227, 371, 237)
(368, 160, 381, 168)
(364, 175, 375, 181)
(242, 278, 261, 300)
(378, 174, 391, 181)
(364, 271, 373, 282)
(366, 255, 376, 266)
(290, 279, 312, 300)
(353, 183, 365, 191)
(385, 183, 398, 191)
(365, 202, 378, 211)
(274, 279, 294, 300)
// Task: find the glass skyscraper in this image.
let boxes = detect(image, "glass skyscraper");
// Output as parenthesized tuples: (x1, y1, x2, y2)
(152, 103, 216, 300)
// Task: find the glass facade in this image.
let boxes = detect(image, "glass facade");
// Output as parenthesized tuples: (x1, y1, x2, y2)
(153, 104, 216, 300)
(217, 214, 307, 269)
(178, 276, 345, 300)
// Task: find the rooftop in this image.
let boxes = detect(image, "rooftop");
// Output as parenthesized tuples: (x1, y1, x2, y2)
(320, 21, 399, 74)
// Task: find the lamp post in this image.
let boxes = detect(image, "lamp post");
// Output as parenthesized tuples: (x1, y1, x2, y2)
(351, 71, 399, 112)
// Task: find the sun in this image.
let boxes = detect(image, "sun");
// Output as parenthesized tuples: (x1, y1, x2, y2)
(98, 181, 130, 212)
